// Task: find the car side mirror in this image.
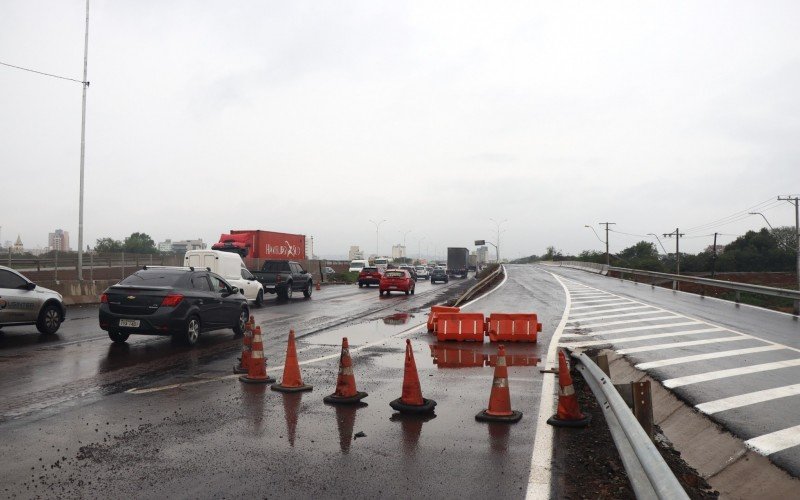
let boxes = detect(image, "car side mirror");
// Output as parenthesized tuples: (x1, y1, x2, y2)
(301, 270, 308, 274)
(23, 282, 36, 291)
(230, 286, 239, 295)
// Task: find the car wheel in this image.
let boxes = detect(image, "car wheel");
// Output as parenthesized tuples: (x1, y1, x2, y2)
(108, 329, 130, 343)
(184, 315, 201, 346)
(405, 289, 410, 295)
(286, 283, 293, 300)
(233, 308, 248, 335)
(359, 283, 363, 288)
(303, 282, 312, 298)
(36, 303, 62, 335)
(411, 286, 415, 295)
(255, 290, 264, 307)
(385, 290, 390, 295)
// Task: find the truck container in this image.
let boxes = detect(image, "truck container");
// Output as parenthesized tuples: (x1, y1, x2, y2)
(212, 230, 306, 267)
(447, 247, 469, 279)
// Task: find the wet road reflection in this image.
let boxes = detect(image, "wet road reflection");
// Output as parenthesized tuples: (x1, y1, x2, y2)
(331, 402, 367, 453)
(390, 412, 436, 454)
(486, 422, 511, 455)
(429, 342, 540, 369)
(281, 392, 302, 447)
(240, 382, 267, 436)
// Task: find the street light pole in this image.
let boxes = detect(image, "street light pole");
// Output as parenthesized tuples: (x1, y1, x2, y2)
(77, 0, 90, 282)
(369, 219, 387, 257)
(777, 196, 800, 315)
(399, 230, 411, 260)
(647, 233, 669, 254)
(749, 212, 774, 230)
(599, 222, 616, 267)
(489, 218, 507, 262)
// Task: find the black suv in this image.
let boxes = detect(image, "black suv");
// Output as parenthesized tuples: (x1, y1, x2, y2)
(251, 260, 314, 300)
(99, 266, 249, 346)
(430, 268, 449, 284)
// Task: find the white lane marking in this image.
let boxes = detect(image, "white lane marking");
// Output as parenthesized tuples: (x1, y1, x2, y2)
(565, 310, 665, 323)
(696, 383, 800, 414)
(617, 336, 747, 354)
(561, 327, 724, 348)
(636, 345, 786, 370)
(745, 424, 800, 455)
(579, 321, 700, 336)
(663, 359, 800, 388)
(568, 316, 680, 330)
(570, 301, 632, 310)
(571, 297, 626, 304)
(569, 293, 609, 298)
(526, 270, 572, 499)
(129, 266, 511, 395)
(568, 305, 652, 318)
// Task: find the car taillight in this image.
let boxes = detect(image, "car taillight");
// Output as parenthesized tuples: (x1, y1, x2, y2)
(276, 274, 283, 283)
(100, 293, 108, 303)
(161, 293, 184, 307)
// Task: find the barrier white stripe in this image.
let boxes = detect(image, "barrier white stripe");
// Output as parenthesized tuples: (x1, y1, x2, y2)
(663, 359, 800, 388)
(566, 310, 664, 324)
(581, 321, 700, 337)
(744, 424, 800, 455)
(696, 383, 800, 414)
(568, 316, 680, 330)
(571, 301, 632, 310)
(561, 327, 724, 348)
(617, 336, 746, 354)
(637, 345, 785, 370)
(569, 305, 651, 318)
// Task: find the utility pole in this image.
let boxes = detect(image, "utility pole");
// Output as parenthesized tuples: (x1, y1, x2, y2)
(711, 232, 718, 278)
(77, 0, 90, 282)
(663, 228, 685, 290)
(778, 195, 800, 315)
(489, 218, 507, 263)
(599, 222, 616, 266)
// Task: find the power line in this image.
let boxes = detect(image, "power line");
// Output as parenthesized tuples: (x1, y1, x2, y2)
(0, 60, 86, 85)
(609, 229, 648, 238)
(684, 198, 782, 234)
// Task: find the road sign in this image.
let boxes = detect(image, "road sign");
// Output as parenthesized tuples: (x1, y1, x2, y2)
(474, 240, 485, 246)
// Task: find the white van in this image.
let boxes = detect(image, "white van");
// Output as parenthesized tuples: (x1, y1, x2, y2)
(184, 250, 265, 306)
(348, 259, 369, 273)
(373, 257, 391, 272)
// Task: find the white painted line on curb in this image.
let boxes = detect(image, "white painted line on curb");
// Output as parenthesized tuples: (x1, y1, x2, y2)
(696, 382, 800, 414)
(745, 424, 800, 456)
(663, 359, 800, 388)
(636, 345, 786, 370)
(617, 336, 747, 354)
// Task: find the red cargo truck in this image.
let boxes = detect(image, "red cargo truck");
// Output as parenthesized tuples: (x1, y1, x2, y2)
(212, 230, 306, 261)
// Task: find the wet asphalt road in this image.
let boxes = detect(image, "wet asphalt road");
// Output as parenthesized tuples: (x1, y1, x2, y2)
(546, 265, 800, 477)
(1, 267, 569, 499)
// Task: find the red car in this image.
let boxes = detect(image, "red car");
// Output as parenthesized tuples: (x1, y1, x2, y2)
(358, 267, 383, 288)
(380, 269, 415, 296)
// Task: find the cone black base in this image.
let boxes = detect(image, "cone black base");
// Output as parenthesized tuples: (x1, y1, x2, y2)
(323, 391, 368, 404)
(547, 414, 591, 428)
(390, 397, 437, 414)
(475, 409, 523, 423)
(271, 383, 313, 393)
(239, 375, 276, 384)
(233, 364, 248, 374)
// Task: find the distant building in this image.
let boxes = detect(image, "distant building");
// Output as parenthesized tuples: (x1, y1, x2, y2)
(157, 239, 173, 252)
(348, 246, 363, 260)
(13, 235, 24, 254)
(170, 239, 206, 253)
(48, 229, 70, 252)
(476, 246, 489, 265)
(391, 244, 406, 260)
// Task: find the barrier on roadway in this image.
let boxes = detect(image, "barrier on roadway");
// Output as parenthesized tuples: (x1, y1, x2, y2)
(436, 313, 486, 342)
(427, 306, 460, 332)
(430, 345, 487, 368)
(486, 313, 541, 343)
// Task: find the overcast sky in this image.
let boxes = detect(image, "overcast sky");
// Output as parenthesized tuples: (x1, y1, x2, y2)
(2, 1, 799, 260)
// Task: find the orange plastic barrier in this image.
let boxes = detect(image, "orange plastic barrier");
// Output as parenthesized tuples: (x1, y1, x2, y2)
(430, 345, 487, 368)
(487, 354, 540, 367)
(427, 306, 460, 333)
(486, 313, 541, 343)
(436, 313, 486, 342)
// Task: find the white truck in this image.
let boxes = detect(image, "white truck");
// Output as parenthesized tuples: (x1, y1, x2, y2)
(184, 250, 265, 306)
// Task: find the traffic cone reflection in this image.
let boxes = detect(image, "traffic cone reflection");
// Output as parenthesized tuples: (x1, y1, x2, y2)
(547, 350, 591, 428)
(239, 326, 276, 384)
(233, 316, 254, 374)
(475, 345, 522, 423)
(272, 330, 312, 393)
(323, 337, 368, 404)
(390, 339, 436, 414)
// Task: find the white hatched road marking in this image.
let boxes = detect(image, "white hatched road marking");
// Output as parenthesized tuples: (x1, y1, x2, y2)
(571, 301, 633, 310)
(565, 310, 665, 323)
(568, 316, 682, 330)
(617, 336, 747, 354)
(577, 321, 700, 336)
(569, 305, 653, 318)
(662, 359, 800, 388)
(696, 383, 800, 414)
(636, 345, 786, 370)
(561, 327, 724, 348)
(745, 424, 800, 455)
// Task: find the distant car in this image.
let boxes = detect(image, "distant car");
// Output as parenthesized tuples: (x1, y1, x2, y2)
(323, 266, 336, 275)
(414, 266, 429, 280)
(380, 269, 415, 296)
(399, 265, 418, 281)
(99, 266, 249, 346)
(430, 268, 449, 284)
(348, 260, 369, 273)
(0, 265, 65, 334)
(358, 267, 382, 287)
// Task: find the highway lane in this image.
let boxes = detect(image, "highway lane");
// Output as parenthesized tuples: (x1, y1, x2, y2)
(545, 265, 800, 477)
(1, 266, 569, 499)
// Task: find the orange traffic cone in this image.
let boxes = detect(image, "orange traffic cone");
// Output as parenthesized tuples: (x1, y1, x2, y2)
(323, 337, 367, 404)
(547, 349, 591, 427)
(233, 316, 254, 374)
(390, 339, 437, 414)
(475, 345, 522, 423)
(239, 326, 276, 384)
(315, 282, 321, 291)
(272, 330, 313, 393)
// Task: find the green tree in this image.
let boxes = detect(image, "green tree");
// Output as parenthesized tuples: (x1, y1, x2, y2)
(718, 229, 794, 272)
(95, 237, 123, 253)
(542, 246, 563, 261)
(123, 232, 158, 254)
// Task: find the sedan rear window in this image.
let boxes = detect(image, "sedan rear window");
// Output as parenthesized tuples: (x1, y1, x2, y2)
(384, 271, 405, 278)
(362, 267, 378, 273)
(120, 271, 184, 286)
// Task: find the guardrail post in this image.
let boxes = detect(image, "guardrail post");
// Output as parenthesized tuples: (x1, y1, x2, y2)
(735, 290, 741, 304)
(90, 252, 94, 282)
(632, 381, 654, 439)
(121, 252, 125, 280)
(592, 353, 610, 377)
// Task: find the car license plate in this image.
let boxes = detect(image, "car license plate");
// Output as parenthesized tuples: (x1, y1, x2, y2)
(389, 286, 398, 289)
(119, 319, 140, 328)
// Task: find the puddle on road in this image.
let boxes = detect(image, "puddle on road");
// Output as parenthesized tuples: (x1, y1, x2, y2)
(302, 313, 419, 347)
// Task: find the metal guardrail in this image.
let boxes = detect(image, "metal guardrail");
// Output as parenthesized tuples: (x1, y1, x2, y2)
(453, 264, 504, 307)
(573, 352, 689, 500)
(549, 260, 800, 302)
